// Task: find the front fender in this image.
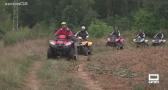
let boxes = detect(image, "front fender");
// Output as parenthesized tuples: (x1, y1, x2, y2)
(87, 42, 93, 46)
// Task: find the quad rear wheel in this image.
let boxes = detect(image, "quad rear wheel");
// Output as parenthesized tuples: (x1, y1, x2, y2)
(83, 47, 89, 56)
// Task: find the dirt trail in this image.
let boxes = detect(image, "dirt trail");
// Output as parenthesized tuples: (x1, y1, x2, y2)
(77, 58, 103, 90)
(23, 61, 43, 90)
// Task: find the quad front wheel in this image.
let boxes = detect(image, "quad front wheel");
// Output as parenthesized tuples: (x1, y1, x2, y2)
(47, 48, 54, 59)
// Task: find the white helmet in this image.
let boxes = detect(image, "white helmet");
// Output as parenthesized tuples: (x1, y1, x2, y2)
(81, 26, 86, 30)
(61, 22, 67, 25)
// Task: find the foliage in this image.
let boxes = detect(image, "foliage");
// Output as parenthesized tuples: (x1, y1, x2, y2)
(105, 16, 131, 31)
(3, 27, 33, 45)
(88, 19, 112, 38)
(0, 0, 168, 39)
(0, 55, 34, 90)
(0, 14, 12, 36)
(2, 21, 54, 45)
(132, 9, 159, 36)
(0, 28, 5, 39)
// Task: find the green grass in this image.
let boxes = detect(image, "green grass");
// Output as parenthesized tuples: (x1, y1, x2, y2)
(3, 27, 33, 45)
(133, 84, 145, 90)
(0, 55, 35, 90)
(0, 41, 3, 48)
(3, 24, 53, 46)
(38, 59, 86, 90)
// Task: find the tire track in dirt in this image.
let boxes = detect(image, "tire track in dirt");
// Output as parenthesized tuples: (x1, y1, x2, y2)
(76, 56, 103, 90)
(23, 61, 43, 90)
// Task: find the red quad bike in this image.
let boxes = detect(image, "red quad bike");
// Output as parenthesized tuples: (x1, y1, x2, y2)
(106, 35, 124, 49)
(47, 35, 78, 60)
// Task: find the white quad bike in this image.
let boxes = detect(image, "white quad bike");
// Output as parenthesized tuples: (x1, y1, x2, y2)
(133, 36, 149, 47)
(152, 38, 166, 46)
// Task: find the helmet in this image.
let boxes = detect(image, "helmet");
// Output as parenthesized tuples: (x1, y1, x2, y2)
(61, 22, 67, 25)
(81, 26, 86, 30)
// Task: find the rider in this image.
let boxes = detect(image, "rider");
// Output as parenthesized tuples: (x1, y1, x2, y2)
(75, 26, 89, 39)
(54, 22, 74, 38)
(136, 30, 146, 41)
(154, 31, 164, 40)
(110, 29, 121, 38)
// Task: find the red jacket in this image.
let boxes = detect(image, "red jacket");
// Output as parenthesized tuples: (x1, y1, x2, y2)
(54, 27, 73, 36)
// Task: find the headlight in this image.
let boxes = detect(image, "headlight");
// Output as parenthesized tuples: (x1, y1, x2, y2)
(152, 40, 155, 42)
(145, 40, 148, 42)
(78, 37, 82, 39)
(163, 40, 166, 43)
(65, 42, 72, 46)
(107, 38, 110, 41)
(49, 40, 55, 45)
(133, 39, 136, 42)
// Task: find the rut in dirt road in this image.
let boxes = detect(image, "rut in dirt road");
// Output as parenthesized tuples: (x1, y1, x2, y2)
(23, 61, 43, 90)
(77, 61, 103, 90)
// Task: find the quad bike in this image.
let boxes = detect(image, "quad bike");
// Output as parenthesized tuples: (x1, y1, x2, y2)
(47, 35, 78, 60)
(133, 36, 149, 47)
(106, 35, 124, 49)
(76, 37, 93, 56)
(152, 38, 166, 46)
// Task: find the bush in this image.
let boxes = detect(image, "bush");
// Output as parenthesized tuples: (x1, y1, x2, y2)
(3, 27, 33, 45)
(0, 14, 12, 39)
(32, 22, 53, 37)
(105, 16, 131, 31)
(0, 14, 13, 33)
(132, 9, 159, 37)
(0, 28, 5, 39)
(2, 22, 54, 45)
(88, 19, 112, 38)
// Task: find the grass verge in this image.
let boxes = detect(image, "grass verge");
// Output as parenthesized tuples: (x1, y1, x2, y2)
(0, 55, 36, 90)
(38, 59, 87, 90)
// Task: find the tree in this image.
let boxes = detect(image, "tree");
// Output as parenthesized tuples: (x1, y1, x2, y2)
(133, 9, 159, 36)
